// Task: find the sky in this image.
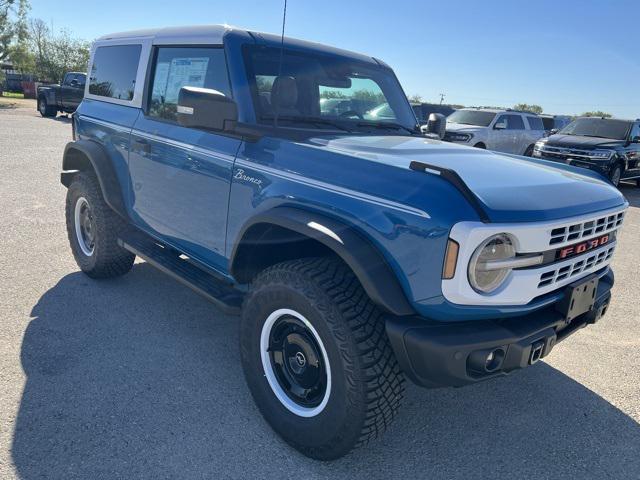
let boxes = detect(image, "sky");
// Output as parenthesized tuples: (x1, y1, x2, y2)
(29, 0, 640, 119)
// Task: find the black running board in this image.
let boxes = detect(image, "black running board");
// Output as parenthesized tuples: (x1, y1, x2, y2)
(118, 229, 244, 315)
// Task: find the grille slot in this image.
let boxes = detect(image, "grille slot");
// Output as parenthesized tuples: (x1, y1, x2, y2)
(538, 246, 615, 288)
(549, 212, 624, 245)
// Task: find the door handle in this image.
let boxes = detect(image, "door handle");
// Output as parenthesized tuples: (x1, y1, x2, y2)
(185, 156, 201, 170)
(131, 139, 151, 154)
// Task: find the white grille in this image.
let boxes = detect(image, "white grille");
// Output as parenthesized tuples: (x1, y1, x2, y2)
(549, 211, 624, 245)
(538, 246, 615, 288)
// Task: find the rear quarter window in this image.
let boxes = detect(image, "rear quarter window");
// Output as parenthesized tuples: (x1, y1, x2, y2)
(89, 45, 142, 101)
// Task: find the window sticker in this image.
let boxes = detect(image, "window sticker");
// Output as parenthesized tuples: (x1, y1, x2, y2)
(163, 57, 209, 103)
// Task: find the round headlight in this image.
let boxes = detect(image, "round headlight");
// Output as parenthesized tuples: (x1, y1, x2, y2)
(468, 234, 515, 294)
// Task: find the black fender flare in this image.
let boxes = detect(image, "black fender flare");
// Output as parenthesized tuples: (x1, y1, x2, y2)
(61, 140, 128, 219)
(38, 87, 56, 104)
(230, 207, 415, 316)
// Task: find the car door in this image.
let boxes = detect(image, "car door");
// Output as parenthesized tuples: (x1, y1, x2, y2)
(67, 73, 85, 111)
(622, 122, 640, 179)
(489, 114, 517, 153)
(59, 73, 75, 109)
(128, 46, 241, 270)
(525, 116, 545, 154)
(507, 114, 527, 154)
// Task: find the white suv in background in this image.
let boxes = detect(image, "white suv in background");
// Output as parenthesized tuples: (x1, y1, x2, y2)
(444, 108, 546, 156)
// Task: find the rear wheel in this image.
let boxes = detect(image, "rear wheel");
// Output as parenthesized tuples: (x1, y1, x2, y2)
(609, 164, 622, 188)
(65, 172, 135, 278)
(240, 257, 404, 460)
(37, 96, 57, 117)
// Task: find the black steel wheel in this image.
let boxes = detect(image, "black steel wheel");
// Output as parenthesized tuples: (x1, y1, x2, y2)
(262, 309, 330, 415)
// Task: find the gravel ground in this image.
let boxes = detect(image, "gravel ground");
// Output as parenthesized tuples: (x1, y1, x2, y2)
(1, 102, 639, 479)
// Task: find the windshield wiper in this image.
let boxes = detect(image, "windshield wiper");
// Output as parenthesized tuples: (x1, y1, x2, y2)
(577, 134, 615, 139)
(356, 121, 418, 135)
(261, 115, 353, 133)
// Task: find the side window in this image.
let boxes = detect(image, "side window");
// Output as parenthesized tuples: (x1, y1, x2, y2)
(527, 116, 544, 130)
(89, 44, 142, 101)
(149, 47, 231, 122)
(630, 123, 640, 140)
(506, 114, 525, 130)
(62, 73, 73, 86)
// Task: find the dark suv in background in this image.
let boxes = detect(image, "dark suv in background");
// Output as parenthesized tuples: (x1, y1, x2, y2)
(534, 117, 640, 187)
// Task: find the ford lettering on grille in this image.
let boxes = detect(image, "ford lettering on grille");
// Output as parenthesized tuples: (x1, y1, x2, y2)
(556, 233, 612, 260)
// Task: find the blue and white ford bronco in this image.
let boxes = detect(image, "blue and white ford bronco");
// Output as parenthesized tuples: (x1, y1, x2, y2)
(61, 25, 627, 460)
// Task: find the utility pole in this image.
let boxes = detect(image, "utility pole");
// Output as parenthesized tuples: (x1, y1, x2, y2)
(439, 93, 446, 105)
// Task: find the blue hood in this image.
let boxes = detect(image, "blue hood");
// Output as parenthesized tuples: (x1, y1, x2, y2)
(306, 135, 626, 222)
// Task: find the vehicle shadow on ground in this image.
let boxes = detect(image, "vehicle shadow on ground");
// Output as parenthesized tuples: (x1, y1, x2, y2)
(12, 264, 640, 479)
(620, 184, 640, 208)
(51, 115, 72, 124)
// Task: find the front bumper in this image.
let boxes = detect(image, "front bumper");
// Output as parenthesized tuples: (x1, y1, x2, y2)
(533, 151, 610, 176)
(387, 269, 613, 388)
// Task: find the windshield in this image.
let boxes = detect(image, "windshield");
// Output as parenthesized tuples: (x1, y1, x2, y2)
(447, 110, 496, 127)
(243, 45, 417, 133)
(559, 118, 631, 140)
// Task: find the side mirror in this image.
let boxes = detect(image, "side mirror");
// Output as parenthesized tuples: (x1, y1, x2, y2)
(424, 113, 446, 139)
(494, 122, 507, 130)
(550, 128, 559, 135)
(70, 79, 78, 87)
(177, 86, 238, 132)
(632, 136, 640, 143)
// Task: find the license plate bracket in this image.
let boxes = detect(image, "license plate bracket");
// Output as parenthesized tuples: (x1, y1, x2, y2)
(555, 274, 599, 322)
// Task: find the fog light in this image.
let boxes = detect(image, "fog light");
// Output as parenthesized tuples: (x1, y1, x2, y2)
(467, 347, 506, 375)
(485, 348, 505, 372)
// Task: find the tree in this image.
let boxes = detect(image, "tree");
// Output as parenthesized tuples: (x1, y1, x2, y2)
(581, 111, 612, 118)
(28, 18, 49, 78)
(8, 0, 34, 74)
(408, 93, 423, 103)
(319, 90, 346, 99)
(17, 18, 89, 82)
(513, 103, 543, 114)
(0, 0, 12, 61)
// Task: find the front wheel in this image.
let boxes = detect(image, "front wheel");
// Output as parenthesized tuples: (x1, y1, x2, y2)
(65, 172, 135, 278)
(610, 164, 622, 188)
(240, 258, 404, 460)
(524, 145, 534, 157)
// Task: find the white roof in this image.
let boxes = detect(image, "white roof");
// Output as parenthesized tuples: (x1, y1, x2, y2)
(97, 24, 235, 45)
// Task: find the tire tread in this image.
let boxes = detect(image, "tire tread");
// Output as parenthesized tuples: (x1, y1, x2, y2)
(247, 257, 404, 458)
(65, 172, 135, 278)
